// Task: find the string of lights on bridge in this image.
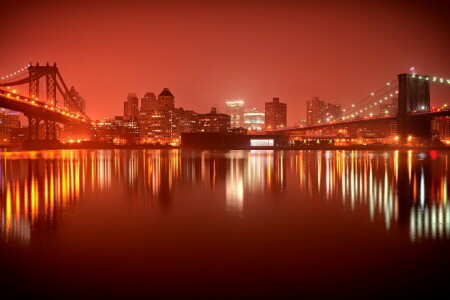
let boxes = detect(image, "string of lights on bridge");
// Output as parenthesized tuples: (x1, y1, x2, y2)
(0, 86, 91, 124)
(334, 74, 450, 123)
(0, 64, 31, 80)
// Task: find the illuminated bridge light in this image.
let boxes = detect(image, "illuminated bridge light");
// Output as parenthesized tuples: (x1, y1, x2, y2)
(386, 82, 390, 86)
(371, 92, 375, 96)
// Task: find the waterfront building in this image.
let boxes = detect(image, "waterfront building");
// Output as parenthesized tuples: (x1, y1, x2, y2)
(243, 108, 264, 131)
(226, 101, 244, 128)
(175, 108, 199, 134)
(91, 117, 140, 145)
(432, 116, 450, 142)
(139, 88, 179, 145)
(198, 108, 230, 133)
(0, 110, 20, 145)
(265, 97, 287, 130)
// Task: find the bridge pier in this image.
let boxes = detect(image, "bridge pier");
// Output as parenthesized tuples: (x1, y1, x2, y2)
(397, 73, 432, 144)
(27, 116, 41, 141)
(24, 115, 61, 149)
(45, 119, 57, 141)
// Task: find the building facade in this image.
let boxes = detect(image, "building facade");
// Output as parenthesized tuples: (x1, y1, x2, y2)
(124, 93, 139, 121)
(198, 108, 231, 133)
(265, 98, 287, 130)
(64, 86, 86, 113)
(0, 111, 20, 145)
(141, 92, 157, 109)
(226, 101, 244, 128)
(243, 108, 265, 131)
(91, 116, 140, 145)
(139, 88, 179, 145)
(306, 96, 342, 124)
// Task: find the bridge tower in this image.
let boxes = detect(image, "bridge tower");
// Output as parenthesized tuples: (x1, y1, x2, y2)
(397, 73, 432, 143)
(24, 62, 60, 148)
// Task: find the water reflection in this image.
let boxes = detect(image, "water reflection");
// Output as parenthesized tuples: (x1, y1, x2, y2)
(0, 149, 449, 244)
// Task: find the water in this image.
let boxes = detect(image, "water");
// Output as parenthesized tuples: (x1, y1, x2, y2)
(0, 149, 449, 298)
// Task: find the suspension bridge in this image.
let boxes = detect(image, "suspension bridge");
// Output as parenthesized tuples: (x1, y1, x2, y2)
(272, 72, 450, 145)
(0, 62, 91, 148)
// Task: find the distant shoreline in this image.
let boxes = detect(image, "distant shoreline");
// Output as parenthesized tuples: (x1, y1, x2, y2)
(1, 144, 450, 152)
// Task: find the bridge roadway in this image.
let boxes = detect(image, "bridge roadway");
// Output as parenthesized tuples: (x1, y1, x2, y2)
(0, 88, 90, 125)
(269, 110, 450, 134)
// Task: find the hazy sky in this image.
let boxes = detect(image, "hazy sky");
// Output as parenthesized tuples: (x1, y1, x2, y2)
(1, 0, 449, 124)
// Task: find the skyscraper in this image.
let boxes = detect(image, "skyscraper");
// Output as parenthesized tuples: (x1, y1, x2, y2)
(265, 98, 286, 130)
(64, 86, 86, 113)
(124, 93, 139, 121)
(226, 101, 244, 128)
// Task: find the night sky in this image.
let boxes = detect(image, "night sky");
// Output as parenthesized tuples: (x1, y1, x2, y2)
(1, 0, 449, 124)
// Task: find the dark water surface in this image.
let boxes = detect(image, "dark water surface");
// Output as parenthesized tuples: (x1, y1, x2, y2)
(0, 149, 449, 298)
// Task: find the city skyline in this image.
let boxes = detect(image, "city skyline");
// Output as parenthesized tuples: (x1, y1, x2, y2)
(1, 0, 449, 124)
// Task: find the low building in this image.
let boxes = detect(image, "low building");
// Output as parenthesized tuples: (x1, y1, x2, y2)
(198, 108, 230, 133)
(181, 132, 289, 148)
(0, 111, 20, 145)
(91, 117, 140, 145)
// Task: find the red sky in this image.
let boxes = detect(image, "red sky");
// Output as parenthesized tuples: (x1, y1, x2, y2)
(1, 0, 449, 125)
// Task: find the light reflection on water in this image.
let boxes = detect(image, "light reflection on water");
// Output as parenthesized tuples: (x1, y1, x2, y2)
(0, 149, 449, 245)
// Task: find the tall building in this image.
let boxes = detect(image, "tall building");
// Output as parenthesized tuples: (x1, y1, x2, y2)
(243, 108, 265, 131)
(158, 88, 175, 108)
(64, 86, 86, 113)
(124, 93, 139, 121)
(226, 101, 244, 128)
(265, 98, 287, 130)
(198, 108, 230, 133)
(141, 92, 157, 109)
(139, 88, 178, 145)
(307, 96, 324, 125)
(306, 97, 342, 124)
